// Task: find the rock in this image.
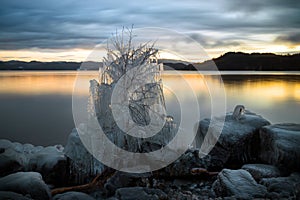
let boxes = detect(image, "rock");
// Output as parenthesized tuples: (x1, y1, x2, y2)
(104, 171, 150, 196)
(0, 140, 25, 176)
(159, 149, 209, 177)
(0, 151, 24, 177)
(0, 172, 51, 200)
(115, 187, 167, 200)
(197, 112, 270, 170)
(53, 192, 95, 200)
(0, 139, 67, 186)
(27, 145, 67, 186)
(242, 164, 281, 181)
(213, 169, 267, 198)
(0, 191, 32, 200)
(173, 179, 194, 188)
(261, 172, 300, 199)
(168, 190, 195, 200)
(259, 123, 300, 175)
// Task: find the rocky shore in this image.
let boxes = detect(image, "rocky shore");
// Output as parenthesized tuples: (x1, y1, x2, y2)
(0, 111, 299, 199)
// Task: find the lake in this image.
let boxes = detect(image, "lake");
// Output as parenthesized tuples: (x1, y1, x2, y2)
(0, 71, 299, 146)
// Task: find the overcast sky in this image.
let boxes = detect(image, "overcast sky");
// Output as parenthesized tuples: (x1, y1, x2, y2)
(0, 0, 299, 61)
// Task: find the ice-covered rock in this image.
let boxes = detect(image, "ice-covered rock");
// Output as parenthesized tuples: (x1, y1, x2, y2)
(115, 187, 167, 200)
(213, 169, 267, 199)
(261, 172, 300, 199)
(27, 145, 67, 186)
(242, 164, 281, 181)
(259, 123, 300, 175)
(0, 139, 67, 186)
(53, 192, 95, 200)
(0, 191, 32, 200)
(0, 140, 25, 176)
(0, 172, 51, 200)
(197, 111, 270, 170)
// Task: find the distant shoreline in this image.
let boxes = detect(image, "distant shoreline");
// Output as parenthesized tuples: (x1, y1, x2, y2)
(1, 52, 300, 71)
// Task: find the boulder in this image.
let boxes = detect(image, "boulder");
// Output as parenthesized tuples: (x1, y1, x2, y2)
(259, 123, 300, 174)
(197, 112, 270, 170)
(261, 172, 300, 199)
(27, 145, 67, 186)
(0, 172, 51, 200)
(0, 139, 67, 186)
(213, 169, 267, 199)
(104, 171, 150, 195)
(115, 187, 167, 200)
(0, 151, 24, 177)
(158, 149, 208, 177)
(242, 164, 281, 181)
(0, 140, 25, 176)
(0, 191, 32, 200)
(53, 192, 95, 200)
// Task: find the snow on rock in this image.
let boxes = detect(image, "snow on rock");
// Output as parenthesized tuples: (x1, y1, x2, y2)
(213, 169, 267, 199)
(242, 164, 281, 181)
(0, 139, 67, 186)
(0, 172, 51, 200)
(197, 111, 270, 170)
(0, 191, 33, 200)
(259, 123, 300, 175)
(53, 192, 95, 200)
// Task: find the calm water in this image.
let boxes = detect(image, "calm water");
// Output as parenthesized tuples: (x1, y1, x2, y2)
(0, 71, 299, 146)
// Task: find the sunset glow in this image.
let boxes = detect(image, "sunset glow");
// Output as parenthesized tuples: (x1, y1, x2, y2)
(0, 1, 299, 62)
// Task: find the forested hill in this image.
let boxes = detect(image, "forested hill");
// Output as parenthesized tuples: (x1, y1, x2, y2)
(1, 52, 300, 70)
(193, 52, 300, 71)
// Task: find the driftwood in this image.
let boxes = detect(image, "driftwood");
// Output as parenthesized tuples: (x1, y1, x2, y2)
(51, 168, 115, 196)
(190, 168, 219, 176)
(51, 167, 217, 196)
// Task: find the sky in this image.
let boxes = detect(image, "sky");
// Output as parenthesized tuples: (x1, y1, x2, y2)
(0, 0, 299, 62)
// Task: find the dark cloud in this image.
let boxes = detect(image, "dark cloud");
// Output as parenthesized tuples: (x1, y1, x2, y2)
(224, 0, 300, 13)
(188, 33, 241, 48)
(0, 0, 299, 50)
(275, 32, 300, 44)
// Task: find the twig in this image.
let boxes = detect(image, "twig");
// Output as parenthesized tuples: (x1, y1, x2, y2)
(190, 168, 219, 176)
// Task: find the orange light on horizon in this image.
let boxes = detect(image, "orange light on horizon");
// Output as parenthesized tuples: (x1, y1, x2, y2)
(0, 49, 92, 62)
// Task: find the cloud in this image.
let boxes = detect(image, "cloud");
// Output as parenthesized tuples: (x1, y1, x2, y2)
(224, 0, 300, 13)
(0, 0, 299, 54)
(187, 33, 242, 49)
(275, 32, 300, 45)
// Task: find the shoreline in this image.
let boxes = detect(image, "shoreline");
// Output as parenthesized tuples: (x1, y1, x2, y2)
(0, 111, 299, 199)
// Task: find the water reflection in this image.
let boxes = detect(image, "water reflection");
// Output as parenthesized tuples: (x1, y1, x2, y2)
(0, 71, 299, 145)
(0, 71, 96, 95)
(1, 72, 298, 103)
(222, 75, 300, 104)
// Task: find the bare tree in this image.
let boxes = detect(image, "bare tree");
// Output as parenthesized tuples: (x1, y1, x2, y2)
(100, 27, 161, 85)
